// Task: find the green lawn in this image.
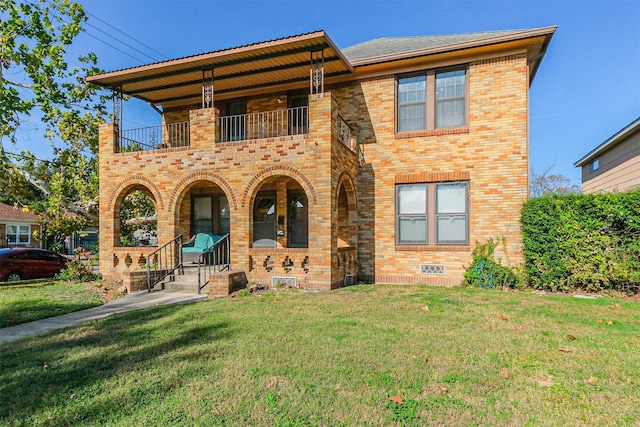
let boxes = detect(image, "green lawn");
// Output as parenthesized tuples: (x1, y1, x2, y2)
(0, 281, 108, 328)
(0, 285, 638, 426)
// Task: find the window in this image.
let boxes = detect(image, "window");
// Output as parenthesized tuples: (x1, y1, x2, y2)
(589, 159, 599, 172)
(396, 182, 468, 245)
(397, 68, 467, 132)
(7, 224, 30, 245)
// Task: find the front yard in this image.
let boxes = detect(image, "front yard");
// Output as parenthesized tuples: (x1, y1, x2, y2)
(0, 280, 120, 328)
(0, 285, 638, 425)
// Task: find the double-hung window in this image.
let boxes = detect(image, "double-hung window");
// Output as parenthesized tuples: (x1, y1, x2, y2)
(396, 182, 468, 246)
(7, 224, 30, 245)
(397, 67, 467, 133)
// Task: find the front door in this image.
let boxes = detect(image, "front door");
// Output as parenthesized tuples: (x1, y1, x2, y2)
(288, 190, 308, 248)
(253, 191, 277, 247)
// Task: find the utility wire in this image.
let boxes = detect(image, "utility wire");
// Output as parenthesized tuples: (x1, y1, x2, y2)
(84, 21, 160, 63)
(82, 31, 146, 64)
(4, 151, 87, 169)
(85, 11, 169, 61)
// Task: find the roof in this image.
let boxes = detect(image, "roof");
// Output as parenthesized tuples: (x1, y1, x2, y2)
(87, 31, 352, 108)
(574, 117, 640, 167)
(0, 202, 40, 222)
(342, 26, 556, 82)
(87, 26, 555, 108)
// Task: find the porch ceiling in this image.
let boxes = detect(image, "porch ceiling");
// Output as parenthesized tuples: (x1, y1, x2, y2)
(86, 31, 353, 108)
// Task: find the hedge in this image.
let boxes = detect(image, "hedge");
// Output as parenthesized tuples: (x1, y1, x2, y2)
(521, 189, 640, 292)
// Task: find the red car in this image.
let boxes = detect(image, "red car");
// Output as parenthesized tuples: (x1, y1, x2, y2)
(0, 248, 69, 282)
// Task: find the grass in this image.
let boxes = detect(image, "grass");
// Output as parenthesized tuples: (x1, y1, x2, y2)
(0, 285, 638, 426)
(0, 281, 112, 328)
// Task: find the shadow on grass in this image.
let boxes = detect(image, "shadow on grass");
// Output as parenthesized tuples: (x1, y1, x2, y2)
(0, 302, 232, 425)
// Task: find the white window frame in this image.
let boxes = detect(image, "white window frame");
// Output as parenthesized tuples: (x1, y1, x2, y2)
(7, 224, 31, 246)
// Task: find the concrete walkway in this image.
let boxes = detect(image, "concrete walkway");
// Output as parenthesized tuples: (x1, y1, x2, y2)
(0, 290, 208, 345)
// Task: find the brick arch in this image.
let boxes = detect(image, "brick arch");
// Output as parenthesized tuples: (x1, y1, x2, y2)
(335, 171, 357, 208)
(168, 171, 238, 213)
(242, 166, 318, 208)
(108, 176, 164, 212)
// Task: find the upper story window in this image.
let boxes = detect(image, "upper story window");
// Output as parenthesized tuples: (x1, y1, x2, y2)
(7, 224, 30, 245)
(397, 67, 467, 133)
(589, 158, 599, 172)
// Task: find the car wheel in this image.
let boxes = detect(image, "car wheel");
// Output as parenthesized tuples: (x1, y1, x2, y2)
(6, 272, 22, 282)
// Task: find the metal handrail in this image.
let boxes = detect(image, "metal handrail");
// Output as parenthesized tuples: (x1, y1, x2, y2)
(197, 234, 230, 294)
(146, 234, 183, 292)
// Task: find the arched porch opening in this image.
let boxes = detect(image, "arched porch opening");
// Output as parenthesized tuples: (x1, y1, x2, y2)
(113, 185, 158, 248)
(173, 179, 230, 241)
(249, 176, 309, 249)
(336, 176, 357, 248)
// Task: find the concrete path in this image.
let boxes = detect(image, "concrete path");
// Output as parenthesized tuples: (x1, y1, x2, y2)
(0, 290, 208, 345)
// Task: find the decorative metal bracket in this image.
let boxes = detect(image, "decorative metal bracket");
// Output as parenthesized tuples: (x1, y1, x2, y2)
(310, 50, 324, 94)
(112, 87, 123, 130)
(202, 69, 214, 108)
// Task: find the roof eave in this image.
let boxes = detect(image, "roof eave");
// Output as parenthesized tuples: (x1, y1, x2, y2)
(574, 117, 640, 167)
(348, 26, 557, 68)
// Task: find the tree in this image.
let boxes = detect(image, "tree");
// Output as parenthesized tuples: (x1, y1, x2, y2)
(0, 0, 107, 240)
(530, 166, 581, 198)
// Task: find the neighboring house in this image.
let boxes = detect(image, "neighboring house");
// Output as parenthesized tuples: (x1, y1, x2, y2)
(0, 202, 41, 248)
(574, 117, 640, 194)
(88, 26, 555, 290)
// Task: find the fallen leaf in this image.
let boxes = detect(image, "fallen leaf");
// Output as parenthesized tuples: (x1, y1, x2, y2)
(514, 325, 524, 332)
(498, 314, 508, 321)
(422, 305, 429, 311)
(43, 364, 49, 371)
(437, 385, 448, 392)
(607, 320, 614, 326)
(485, 382, 499, 388)
(588, 353, 595, 359)
(389, 395, 403, 404)
(502, 368, 509, 379)
(566, 334, 576, 341)
(597, 319, 604, 324)
(558, 348, 573, 353)
(587, 376, 598, 383)
(616, 303, 621, 309)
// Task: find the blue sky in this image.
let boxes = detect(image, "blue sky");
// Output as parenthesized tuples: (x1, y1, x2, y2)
(67, 0, 640, 183)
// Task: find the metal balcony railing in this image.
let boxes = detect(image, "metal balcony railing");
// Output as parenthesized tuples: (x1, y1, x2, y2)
(119, 122, 190, 152)
(219, 106, 308, 143)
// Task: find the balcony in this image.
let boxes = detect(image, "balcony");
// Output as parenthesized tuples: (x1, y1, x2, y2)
(114, 103, 356, 153)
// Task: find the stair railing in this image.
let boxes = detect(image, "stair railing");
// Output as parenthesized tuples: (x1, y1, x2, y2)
(147, 234, 183, 292)
(197, 234, 230, 294)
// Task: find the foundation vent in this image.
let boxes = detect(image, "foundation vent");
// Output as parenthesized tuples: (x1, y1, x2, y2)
(420, 264, 445, 275)
(272, 276, 297, 288)
(343, 274, 355, 286)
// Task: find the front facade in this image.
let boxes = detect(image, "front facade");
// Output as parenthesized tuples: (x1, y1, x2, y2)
(89, 27, 555, 290)
(0, 202, 41, 249)
(574, 117, 640, 194)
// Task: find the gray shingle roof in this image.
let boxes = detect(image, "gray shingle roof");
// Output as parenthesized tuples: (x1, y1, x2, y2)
(342, 29, 529, 63)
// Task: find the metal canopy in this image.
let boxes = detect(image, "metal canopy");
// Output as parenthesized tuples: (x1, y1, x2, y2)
(87, 31, 353, 108)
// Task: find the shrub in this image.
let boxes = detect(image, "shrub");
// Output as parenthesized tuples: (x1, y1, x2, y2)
(56, 258, 98, 282)
(462, 237, 521, 289)
(521, 190, 640, 292)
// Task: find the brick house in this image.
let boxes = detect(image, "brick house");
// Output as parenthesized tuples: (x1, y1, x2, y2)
(0, 202, 41, 248)
(88, 26, 556, 290)
(574, 117, 640, 193)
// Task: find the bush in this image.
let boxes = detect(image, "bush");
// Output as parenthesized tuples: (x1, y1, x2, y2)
(521, 190, 640, 292)
(56, 258, 98, 282)
(462, 237, 521, 289)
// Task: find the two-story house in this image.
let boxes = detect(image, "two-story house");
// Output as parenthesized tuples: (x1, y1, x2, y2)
(88, 26, 556, 291)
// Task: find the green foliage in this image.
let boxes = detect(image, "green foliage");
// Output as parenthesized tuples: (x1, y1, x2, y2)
(55, 257, 97, 282)
(387, 399, 425, 425)
(522, 190, 640, 292)
(119, 190, 157, 245)
(462, 237, 521, 289)
(0, 0, 108, 233)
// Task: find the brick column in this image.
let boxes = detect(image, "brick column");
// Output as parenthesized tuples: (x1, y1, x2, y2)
(98, 123, 119, 281)
(189, 108, 219, 150)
